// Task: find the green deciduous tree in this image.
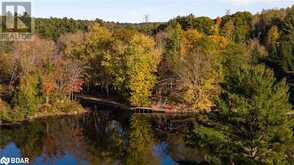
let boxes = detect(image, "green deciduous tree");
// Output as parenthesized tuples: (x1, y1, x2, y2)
(13, 74, 41, 117)
(233, 12, 253, 43)
(164, 23, 183, 72)
(221, 19, 235, 40)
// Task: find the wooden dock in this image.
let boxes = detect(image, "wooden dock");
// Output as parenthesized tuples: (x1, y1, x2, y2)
(130, 107, 166, 113)
(76, 95, 130, 110)
(76, 95, 167, 113)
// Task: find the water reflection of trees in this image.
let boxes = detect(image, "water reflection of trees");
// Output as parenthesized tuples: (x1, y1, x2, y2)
(1, 111, 148, 164)
(81, 111, 128, 164)
(0, 111, 207, 165)
(150, 114, 206, 164)
(41, 116, 88, 164)
(0, 113, 125, 164)
(0, 116, 88, 164)
(125, 114, 160, 165)
(0, 122, 45, 159)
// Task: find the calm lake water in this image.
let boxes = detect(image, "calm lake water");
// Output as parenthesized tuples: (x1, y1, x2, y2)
(0, 105, 205, 165)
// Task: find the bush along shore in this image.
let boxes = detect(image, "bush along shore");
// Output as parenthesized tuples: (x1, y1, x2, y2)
(0, 99, 87, 125)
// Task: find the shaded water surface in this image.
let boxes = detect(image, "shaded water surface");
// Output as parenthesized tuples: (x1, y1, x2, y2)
(0, 106, 204, 165)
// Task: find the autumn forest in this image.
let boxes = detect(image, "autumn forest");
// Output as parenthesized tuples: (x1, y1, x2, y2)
(1, 4, 294, 165)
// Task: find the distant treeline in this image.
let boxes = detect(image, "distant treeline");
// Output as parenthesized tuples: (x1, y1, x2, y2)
(32, 7, 288, 43)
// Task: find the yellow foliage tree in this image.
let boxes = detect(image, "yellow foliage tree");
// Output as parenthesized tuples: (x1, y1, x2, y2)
(208, 35, 229, 50)
(181, 29, 203, 56)
(126, 34, 161, 106)
(59, 25, 161, 106)
(176, 33, 224, 111)
(266, 25, 280, 49)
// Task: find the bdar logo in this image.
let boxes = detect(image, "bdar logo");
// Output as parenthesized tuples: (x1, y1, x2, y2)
(0, 157, 29, 165)
(0, 157, 9, 165)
